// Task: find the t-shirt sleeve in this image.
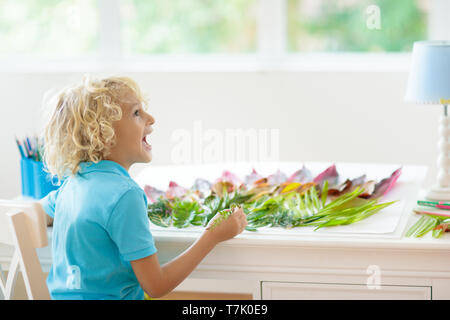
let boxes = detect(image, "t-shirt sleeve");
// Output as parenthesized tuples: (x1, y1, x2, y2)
(39, 189, 59, 218)
(106, 187, 157, 261)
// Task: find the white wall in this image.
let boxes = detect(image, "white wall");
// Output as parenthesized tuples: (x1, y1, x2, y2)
(0, 71, 440, 199)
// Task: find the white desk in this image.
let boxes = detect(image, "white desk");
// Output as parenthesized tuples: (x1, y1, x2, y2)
(3, 162, 450, 299)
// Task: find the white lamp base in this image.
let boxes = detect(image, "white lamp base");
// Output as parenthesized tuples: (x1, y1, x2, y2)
(425, 185, 450, 201)
(425, 108, 450, 201)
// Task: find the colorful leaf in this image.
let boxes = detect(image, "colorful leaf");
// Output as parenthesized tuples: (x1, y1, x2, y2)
(147, 164, 399, 233)
(406, 215, 440, 238)
(313, 164, 339, 189)
(143, 185, 165, 203)
(244, 168, 263, 186)
(216, 170, 241, 186)
(351, 174, 366, 187)
(191, 178, 212, 199)
(267, 170, 288, 185)
(147, 198, 172, 227)
(358, 181, 376, 198)
(369, 167, 402, 199)
(280, 182, 303, 194)
(165, 181, 188, 199)
(211, 181, 234, 197)
(287, 165, 313, 183)
(327, 179, 352, 196)
(321, 180, 329, 208)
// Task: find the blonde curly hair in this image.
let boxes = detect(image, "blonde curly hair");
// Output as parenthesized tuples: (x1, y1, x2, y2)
(41, 75, 148, 183)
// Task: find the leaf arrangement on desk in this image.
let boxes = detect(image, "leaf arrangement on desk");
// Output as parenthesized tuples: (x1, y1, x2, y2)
(406, 214, 450, 238)
(145, 164, 401, 232)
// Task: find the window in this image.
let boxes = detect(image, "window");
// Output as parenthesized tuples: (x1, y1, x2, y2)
(0, 0, 442, 71)
(0, 0, 98, 59)
(120, 0, 258, 56)
(287, 0, 428, 53)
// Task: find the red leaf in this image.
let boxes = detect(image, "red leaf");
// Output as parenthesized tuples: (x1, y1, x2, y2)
(434, 223, 449, 232)
(313, 164, 339, 188)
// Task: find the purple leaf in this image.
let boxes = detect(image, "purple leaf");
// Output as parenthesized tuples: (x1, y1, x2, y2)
(287, 165, 313, 183)
(351, 174, 366, 186)
(369, 167, 402, 199)
(143, 185, 165, 203)
(267, 170, 288, 185)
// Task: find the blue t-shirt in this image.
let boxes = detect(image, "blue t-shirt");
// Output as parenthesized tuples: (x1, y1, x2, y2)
(40, 160, 157, 300)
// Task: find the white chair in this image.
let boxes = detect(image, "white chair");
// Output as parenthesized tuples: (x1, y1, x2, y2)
(0, 200, 50, 300)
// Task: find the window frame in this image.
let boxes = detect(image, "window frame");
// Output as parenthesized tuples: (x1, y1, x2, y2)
(0, 0, 447, 73)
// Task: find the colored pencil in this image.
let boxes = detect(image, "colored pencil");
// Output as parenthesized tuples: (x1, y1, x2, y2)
(413, 208, 450, 218)
(417, 200, 450, 210)
(14, 136, 25, 158)
(15, 135, 43, 161)
(22, 138, 31, 157)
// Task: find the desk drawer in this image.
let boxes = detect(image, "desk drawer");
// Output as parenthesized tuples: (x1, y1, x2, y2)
(261, 281, 431, 300)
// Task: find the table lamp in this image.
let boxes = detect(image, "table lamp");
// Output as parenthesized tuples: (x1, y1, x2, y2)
(405, 41, 450, 200)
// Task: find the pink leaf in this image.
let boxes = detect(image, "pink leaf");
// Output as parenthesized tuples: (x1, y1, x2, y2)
(143, 185, 165, 203)
(166, 181, 188, 199)
(216, 170, 241, 186)
(369, 167, 402, 199)
(313, 164, 339, 188)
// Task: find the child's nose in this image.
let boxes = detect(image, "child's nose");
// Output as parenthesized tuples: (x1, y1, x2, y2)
(147, 113, 155, 125)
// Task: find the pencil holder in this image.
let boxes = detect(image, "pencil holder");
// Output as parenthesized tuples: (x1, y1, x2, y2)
(20, 158, 59, 199)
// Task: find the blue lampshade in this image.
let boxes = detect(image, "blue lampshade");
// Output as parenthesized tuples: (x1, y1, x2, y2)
(405, 41, 450, 105)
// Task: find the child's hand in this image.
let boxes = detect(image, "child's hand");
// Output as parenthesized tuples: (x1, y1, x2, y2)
(204, 206, 247, 244)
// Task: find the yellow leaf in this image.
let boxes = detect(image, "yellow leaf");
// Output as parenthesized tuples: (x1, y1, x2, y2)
(281, 182, 302, 193)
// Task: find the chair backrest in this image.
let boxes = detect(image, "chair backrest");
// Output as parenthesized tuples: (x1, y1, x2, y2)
(0, 200, 50, 300)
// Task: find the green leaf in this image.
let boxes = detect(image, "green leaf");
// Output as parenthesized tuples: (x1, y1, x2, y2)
(432, 228, 444, 238)
(147, 171, 398, 232)
(416, 217, 439, 237)
(147, 198, 172, 227)
(406, 215, 440, 238)
(311, 200, 396, 230)
(171, 198, 204, 228)
(304, 191, 314, 215)
(310, 186, 321, 211)
(321, 180, 328, 208)
(208, 208, 232, 230)
(148, 214, 171, 227)
(350, 201, 396, 222)
(405, 215, 428, 237)
(297, 194, 307, 217)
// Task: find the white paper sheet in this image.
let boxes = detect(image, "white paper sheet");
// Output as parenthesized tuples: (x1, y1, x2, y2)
(134, 161, 428, 237)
